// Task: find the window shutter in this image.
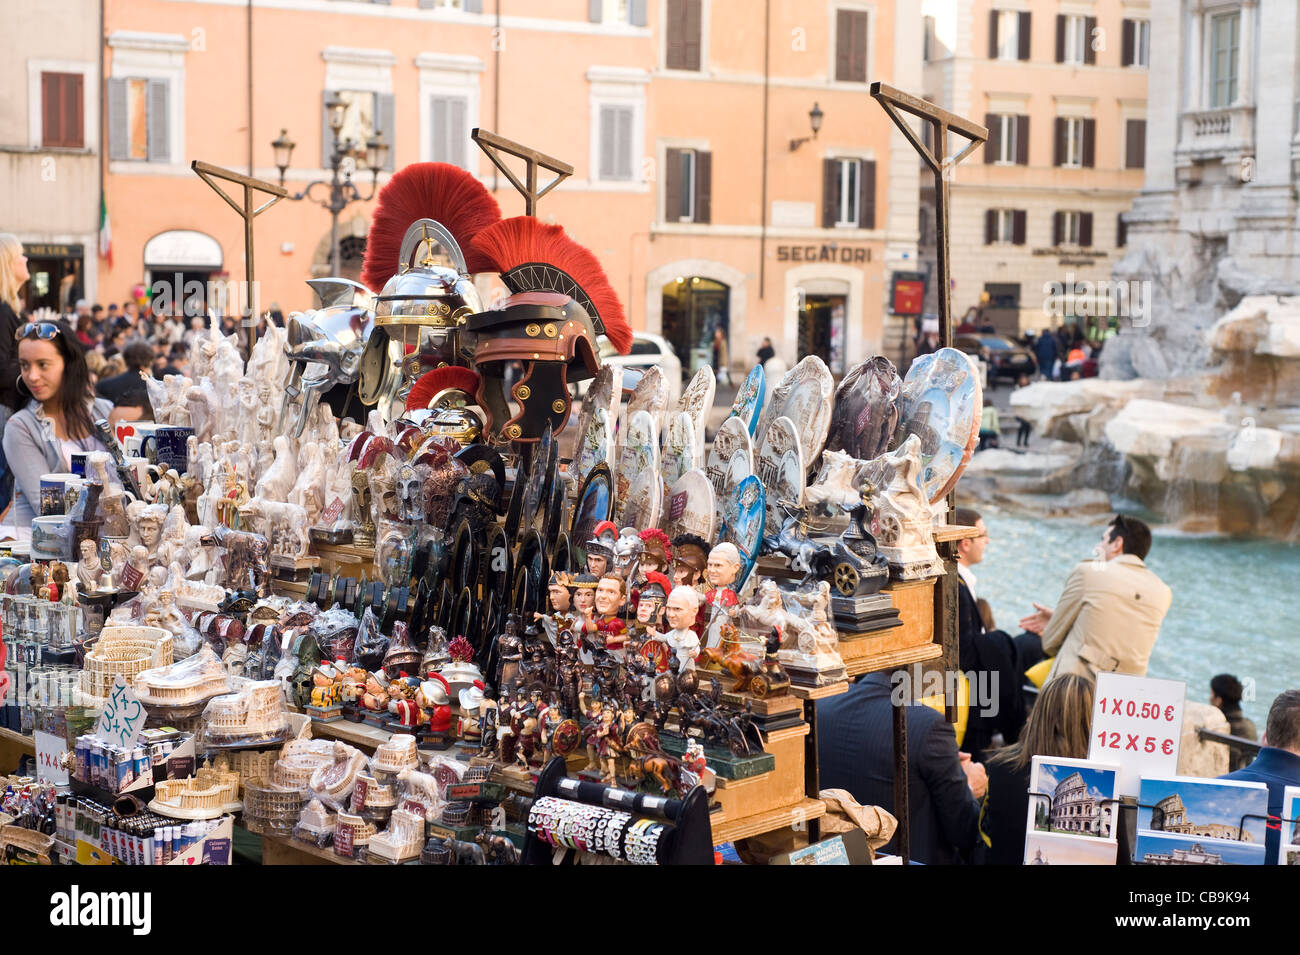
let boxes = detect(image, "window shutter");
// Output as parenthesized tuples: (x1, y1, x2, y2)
(418, 0, 435, 8)
(984, 113, 999, 163)
(822, 159, 838, 228)
(1018, 12, 1031, 60)
(1016, 115, 1029, 164)
(1081, 118, 1096, 168)
(684, 0, 702, 70)
(629, 0, 647, 27)
(108, 78, 128, 160)
(147, 79, 169, 163)
(599, 107, 615, 178)
(858, 159, 875, 229)
(1122, 19, 1135, 66)
(589, 0, 602, 22)
(1012, 210, 1027, 245)
(666, 0, 685, 68)
(664, 147, 682, 222)
(850, 11, 869, 82)
(1053, 117, 1066, 166)
(42, 73, 60, 147)
(616, 107, 633, 178)
(1117, 213, 1128, 248)
(1126, 118, 1146, 169)
(1055, 14, 1066, 63)
(322, 90, 334, 168)
(1084, 17, 1097, 65)
(985, 210, 996, 245)
(449, 97, 466, 168)
(1079, 212, 1093, 248)
(988, 9, 998, 59)
(431, 96, 447, 163)
(1052, 211, 1062, 246)
(375, 93, 396, 170)
(837, 9, 854, 80)
(464, 0, 482, 12)
(68, 74, 84, 148)
(694, 150, 711, 223)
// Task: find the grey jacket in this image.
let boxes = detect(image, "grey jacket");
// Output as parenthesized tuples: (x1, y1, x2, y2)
(1, 397, 113, 527)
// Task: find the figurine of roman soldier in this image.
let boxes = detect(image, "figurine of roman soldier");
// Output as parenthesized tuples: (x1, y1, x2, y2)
(585, 521, 618, 577)
(532, 572, 578, 646)
(670, 533, 709, 589)
(493, 614, 524, 691)
(582, 574, 629, 654)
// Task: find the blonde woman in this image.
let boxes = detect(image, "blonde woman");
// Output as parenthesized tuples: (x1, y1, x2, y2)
(0, 233, 31, 514)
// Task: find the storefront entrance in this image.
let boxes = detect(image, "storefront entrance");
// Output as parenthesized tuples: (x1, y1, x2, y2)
(143, 230, 223, 319)
(798, 290, 848, 375)
(21, 243, 84, 313)
(662, 277, 728, 376)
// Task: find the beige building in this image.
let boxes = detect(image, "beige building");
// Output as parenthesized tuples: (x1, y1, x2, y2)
(1, 0, 102, 311)
(918, 0, 1149, 337)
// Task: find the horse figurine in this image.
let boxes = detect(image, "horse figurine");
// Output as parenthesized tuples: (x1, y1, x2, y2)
(805, 448, 871, 516)
(761, 510, 835, 582)
(622, 722, 681, 795)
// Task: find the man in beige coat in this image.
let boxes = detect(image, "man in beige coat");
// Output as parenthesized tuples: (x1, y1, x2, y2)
(1020, 515, 1172, 683)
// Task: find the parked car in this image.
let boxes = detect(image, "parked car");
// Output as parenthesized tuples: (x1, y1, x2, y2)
(573, 332, 683, 405)
(954, 333, 1037, 383)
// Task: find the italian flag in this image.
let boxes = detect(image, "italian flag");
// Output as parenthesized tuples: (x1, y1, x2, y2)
(99, 194, 112, 267)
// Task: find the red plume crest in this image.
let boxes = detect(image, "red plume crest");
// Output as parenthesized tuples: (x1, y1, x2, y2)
(405, 366, 482, 413)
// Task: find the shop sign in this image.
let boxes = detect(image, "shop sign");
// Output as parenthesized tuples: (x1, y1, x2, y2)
(22, 243, 83, 259)
(776, 244, 871, 264)
(890, 272, 926, 316)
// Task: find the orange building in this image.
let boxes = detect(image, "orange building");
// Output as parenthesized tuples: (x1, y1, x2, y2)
(97, 0, 923, 375)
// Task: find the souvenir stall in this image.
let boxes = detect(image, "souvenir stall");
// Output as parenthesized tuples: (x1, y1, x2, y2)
(0, 130, 985, 867)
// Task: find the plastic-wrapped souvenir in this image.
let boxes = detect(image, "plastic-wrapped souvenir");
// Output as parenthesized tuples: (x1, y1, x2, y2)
(197, 680, 292, 748)
(134, 645, 230, 710)
(293, 797, 337, 848)
(376, 520, 416, 589)
(308, 741, 368, 811)
(309, 606, 360, 665)
(421, 625, 450, 676)
(353, 606, 389, 672)
(381, 621, 420, 680)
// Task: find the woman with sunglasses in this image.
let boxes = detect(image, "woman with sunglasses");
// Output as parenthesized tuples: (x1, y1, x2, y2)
(1, 319, 112, 529)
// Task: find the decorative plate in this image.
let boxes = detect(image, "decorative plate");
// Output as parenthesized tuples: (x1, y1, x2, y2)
(757, 355, 834, 466)
(705, 416, 754, 504)
(898, 347, 983, 503)
(621, 466, 663, 531)
(661, 469, 716, 544)
(519, 422, 555, 536)
(722, 475, 766, 590)
(757, 416, 805, 529)
(569, 463, 613, 568)
(676, 366, 716, 456)
(627, 364, 670, 434)
(615, 410, 659, 523)
(826, 356, 902, 462)
(730, 364, 765, 437)
(574, 406, 614, 490)
(660, 411, 698, 489)
(573, 364, 621, 483)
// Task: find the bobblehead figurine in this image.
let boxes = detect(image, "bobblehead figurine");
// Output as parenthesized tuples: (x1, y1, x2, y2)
(583, 574, 629, 653)
(703, 542, 742, 649)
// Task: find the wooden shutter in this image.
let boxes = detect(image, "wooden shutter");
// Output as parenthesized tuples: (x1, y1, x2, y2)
(1012, 210, 1027, 245)
(1016, 115, 1029, 164)
(1084, 17, 1097, 65)
(432, 95, 467, 167)
(147, 79, 169, 163)
(1117, 213, 1128, 248)
(1052, 211, 1062, 246)
(1079, 212, 1093, 247)
(616, 107, 633, 178)
(322, 90, 334, 167)
(985, 210, 996, 245)
(850, 11, 868, 82)
(837, 9, 855, 80)
(1055, 14, 1066, 63)
(822, 159, 838, 227)
(988, 9, 999, 58)
(1126, 118, 1146, 169)
(683, 0, 702, 70)
(108, 78, 128, 160)
(1018, 11, 1031, 59)
(694, 150, 712, 223)
(1053, 117, 1066, 166)
(1122, 19, 1135, 66)
(589, 0, 602, 22)
(1081, 118, 1096, 168)
(376, 93, 396, 170)
(42, 73, 59, 147)
(629, 0, 647, 27)
(664, 147, 683, 222)
(858, 159, 876, 229)
(984, 114, 999, 163)
(667, 0, 685, 67)
(67, 74, 85, 148)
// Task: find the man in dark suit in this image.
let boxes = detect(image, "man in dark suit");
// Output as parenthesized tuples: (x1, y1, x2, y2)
(818, 671, 985, 864)
(1221, 689, 1300, 865)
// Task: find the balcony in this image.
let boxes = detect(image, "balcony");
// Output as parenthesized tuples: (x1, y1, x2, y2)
(1176, 106, 1255, 169)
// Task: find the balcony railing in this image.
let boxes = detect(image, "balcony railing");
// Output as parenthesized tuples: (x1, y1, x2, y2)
(1177, 106, 1255, 163)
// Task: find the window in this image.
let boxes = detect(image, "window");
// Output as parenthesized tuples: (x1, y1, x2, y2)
(984, 114, 1028, 164)
(1123, 19, 1150, 67)
(1125, 118, 1146, 169)
(988, 10, 1031, 60)
(664, 147, 711, 223)
(1056, 14, 1096, 66)
(1209, 11, 1240, 108)
(1053, 210, 1093, 247)
(41, 72, 84, 148)
(418, 0, 481, 9)
(1054, 116, 1094, 168)
(665, 0, 702, 71)
(822, 158, 876, 228)
(589, 0, 647, 25)
(598, 104, 635, 180)
(923, 16, 935, 61)
(984, 209, 1026, 245)
(108, 77, 169, 162)
(430, 95, 468, 167)
(835, 8, 869, 82)
(323, 90, 396, 170)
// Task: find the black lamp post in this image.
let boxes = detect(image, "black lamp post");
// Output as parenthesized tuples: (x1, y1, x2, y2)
(272, 94, 389, 277)
(789, 102, 825, 152)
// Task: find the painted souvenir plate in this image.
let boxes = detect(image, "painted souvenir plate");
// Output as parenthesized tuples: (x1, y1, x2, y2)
(729, 364, 765, 437)
(627, 364, 670, 433)
(573, 364, 621, 478)
(660, 411, 698, 488)
(520, 423, 556, 536)
(724, 449, 752, 491)
(826, 356, 902, 462)
(574, 406, 615, 489)
(661, 468, 716, 544)
(615, 410, 659, 522)
(676, 365, 716, 455)
(569, 463, 613, 569)
(722, 475, 766, 590)
(758, 355, 834, 465)
(757, 416, 805, 529)
(622, 466, 663, 531)
(898, 347, 983, 503)
(705, 416, 753, 504)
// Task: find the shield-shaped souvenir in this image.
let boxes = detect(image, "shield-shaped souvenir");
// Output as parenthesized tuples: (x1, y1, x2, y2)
(721, 475, 766, 589)
(550, 719, 582, 756)
(661, 468, 716, 543)
(436, 578, 455, 632)
(451, 585, 475, 648)
(409, 579, 430, 641)
(826, 356, 901, 462)
(551, 531, 571, 575)
(615, 410, 659, 523)
(627, 364, 670, 434)
(502, 454, 526, 542)
(758, 416, 806, 529)
(676, 366, 716, 455)
(512, 529, 547, 618)
(661, 411, 698, 488)
(450, 518, 476, 592)
(757, 355, 834, 465)
(569, 463, 613, 569)
(454, 444, 506, 511)
(520, 423, 555, 536)
(706, 416, 754, 505)
(483, 523, 511, 599)
(730, 364, 766, 437)
(621, 466, 663, 531)
(898, 347, 982, 503)
(543, 466, 570, 547)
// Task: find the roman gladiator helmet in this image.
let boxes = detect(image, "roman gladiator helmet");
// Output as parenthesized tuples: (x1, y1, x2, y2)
(356, 163, 502, 424)
(463, 217, 632, 443)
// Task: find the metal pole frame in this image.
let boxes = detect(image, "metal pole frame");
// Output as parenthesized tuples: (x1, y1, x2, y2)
(471, 127, 574, 216)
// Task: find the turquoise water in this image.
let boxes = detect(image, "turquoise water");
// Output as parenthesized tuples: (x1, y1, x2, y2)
(972, 509, 1299, 730)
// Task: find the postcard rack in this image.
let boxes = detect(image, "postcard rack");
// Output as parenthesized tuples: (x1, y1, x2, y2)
(520, 757, 713, 866)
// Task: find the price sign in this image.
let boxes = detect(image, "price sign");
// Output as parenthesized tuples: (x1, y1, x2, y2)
(1088, 672, 1184, 796)
(321, 497, 345, 526)
(34, 730, 69, 785)
(94, 675, 148, 750)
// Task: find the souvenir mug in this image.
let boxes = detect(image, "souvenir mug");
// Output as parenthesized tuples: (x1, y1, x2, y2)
(119, 422, 159, 459)
(39, 474, 81, 517)
(69, 452, 88, 478)
(142, 426, 194, 475)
